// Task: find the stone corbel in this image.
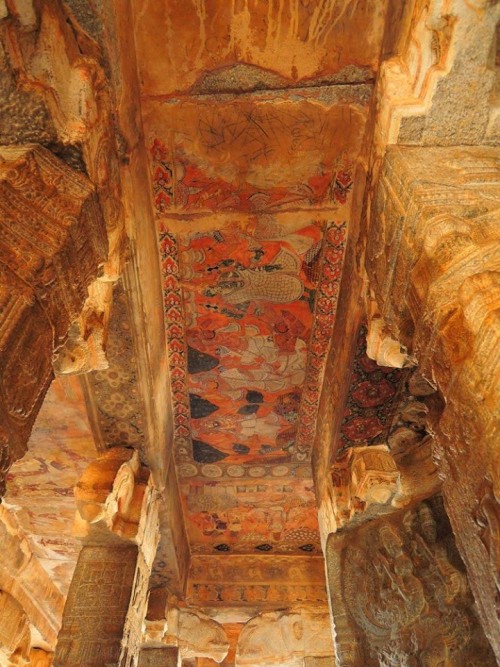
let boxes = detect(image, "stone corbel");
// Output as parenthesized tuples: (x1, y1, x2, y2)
(235, 608, 333, 667)
(366, 307, 413, 369)
(328, 432, 440, 533)
(142, 603, 229, 664)
(73, 447, 152, 543)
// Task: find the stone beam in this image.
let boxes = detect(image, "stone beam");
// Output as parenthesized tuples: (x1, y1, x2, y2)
(366, 144, 500, 657)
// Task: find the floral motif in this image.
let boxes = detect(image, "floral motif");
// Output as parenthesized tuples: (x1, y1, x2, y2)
(339, 326, 406, 450)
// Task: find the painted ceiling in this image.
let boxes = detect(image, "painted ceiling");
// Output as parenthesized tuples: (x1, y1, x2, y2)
(133, 0, 390, 555)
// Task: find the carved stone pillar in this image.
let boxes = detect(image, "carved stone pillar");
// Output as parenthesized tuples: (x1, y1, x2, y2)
(138, 647, 179, 667)
(0, 145, 107, 494)
(54, 448, 159, 667)
(54, 544, 138, 666)
(366, 145, 500, 655)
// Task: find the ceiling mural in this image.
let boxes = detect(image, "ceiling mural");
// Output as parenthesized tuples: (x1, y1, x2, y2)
(182, 477, 321, 554)
(159, 215, 347, 553)
(143, 17, 374, 554)
(148, 97, 365, 216)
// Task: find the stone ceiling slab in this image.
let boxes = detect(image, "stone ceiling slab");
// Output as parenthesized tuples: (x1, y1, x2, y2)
(145, 94, 368, 215)
(133, 0, 389, 97)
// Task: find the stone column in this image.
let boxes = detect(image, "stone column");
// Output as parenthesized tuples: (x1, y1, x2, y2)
(54, 448, 159, 667)
(365, 145, 500, 656)
(54, 544, 138, 666)
(0, 144, 107, 495)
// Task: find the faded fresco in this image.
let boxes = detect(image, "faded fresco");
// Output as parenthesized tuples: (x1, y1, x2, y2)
(182, 477, 320, 554)
(180, 220, 322, 465)
(147, 31, 367, 554)
(159, 216, 348, 553)
(148, 99, 364, 216)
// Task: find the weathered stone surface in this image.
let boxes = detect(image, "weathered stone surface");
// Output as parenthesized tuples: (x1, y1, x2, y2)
(0, 504, 65, 651)
(326, 498, 496, 667)
(133, 0, 390, 97)
(303, 658, 334, 667)
(167, 606, 229, 663)
(366, 144, 500, 657)
(373, 0, 500, 151)
(29, 648, 54, 667)
(0, 590, 31, 666)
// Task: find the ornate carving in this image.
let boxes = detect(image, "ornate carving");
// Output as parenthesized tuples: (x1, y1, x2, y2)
(327, 500, 496, 666)
(166, 606, 229, 663)
(54, 545, 138, 667)
(142, 605, 229, 663)
(366, 144, 500, 656)
(366, 315, 411, 369)
(331, 445, 400, 528)
(74, 447, 151, 541)
(0, 145, 107, 493)
(56, 449, 159, 666)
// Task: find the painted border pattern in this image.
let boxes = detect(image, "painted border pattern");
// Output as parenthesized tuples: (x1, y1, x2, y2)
(158, 227, 192, 460)
(293, 222, 347, 460)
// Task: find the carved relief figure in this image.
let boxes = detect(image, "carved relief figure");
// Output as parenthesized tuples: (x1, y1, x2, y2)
(333, 500, 496, 666)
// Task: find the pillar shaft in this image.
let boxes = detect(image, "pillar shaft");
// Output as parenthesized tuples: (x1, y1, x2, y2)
(54, 545, 138, 667)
